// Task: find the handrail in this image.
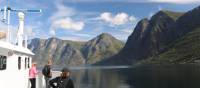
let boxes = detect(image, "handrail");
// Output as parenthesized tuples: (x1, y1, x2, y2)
(29, 71, 61, 88)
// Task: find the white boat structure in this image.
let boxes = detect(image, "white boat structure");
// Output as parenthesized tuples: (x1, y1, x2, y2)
(0, 6, 42, 88)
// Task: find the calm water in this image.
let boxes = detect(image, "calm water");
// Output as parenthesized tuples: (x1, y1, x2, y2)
(54, 65, 200, 88)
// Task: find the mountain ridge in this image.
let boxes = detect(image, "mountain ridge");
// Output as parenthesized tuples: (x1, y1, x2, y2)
(96, 7, 200, 65)
(28, 33, 124, 67)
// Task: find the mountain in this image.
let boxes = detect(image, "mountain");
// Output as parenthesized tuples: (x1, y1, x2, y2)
(139, 6, 200, 64)
(97, 6, 200, 65)
(28, 33, 123, 67)
(138, 27, 200, 64)
(102, 8, 200, 66)
(96, 10, 184, 65)
(82, 33, 124, 64)
(122, 10, 183, 61)
(28, 37, 85, 67)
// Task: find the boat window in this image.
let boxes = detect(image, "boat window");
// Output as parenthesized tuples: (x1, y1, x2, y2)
(0, 55, 7, 70)
(18, 57, 21, 70)
(28, 57, 30, 68)
(25, 57, 27, 69)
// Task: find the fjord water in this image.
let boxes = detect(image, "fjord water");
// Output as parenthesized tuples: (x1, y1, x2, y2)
(66, 65, 200, 88)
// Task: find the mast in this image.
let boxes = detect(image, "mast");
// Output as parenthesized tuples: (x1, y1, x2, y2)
(7, 7, 10, 43)
(17, 12, 24, 47)
(0, 6, 11, 42)
(0, 7, 41, 47)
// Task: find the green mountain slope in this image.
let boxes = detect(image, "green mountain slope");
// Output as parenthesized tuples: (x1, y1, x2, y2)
(96, 6, 200, 66)
(139, 28, 200, 64)
(96, 10, 184, 65)
(82, 33, 124, 64)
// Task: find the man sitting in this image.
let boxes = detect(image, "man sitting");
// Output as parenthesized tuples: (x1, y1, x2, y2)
(49, 67, 74, 88)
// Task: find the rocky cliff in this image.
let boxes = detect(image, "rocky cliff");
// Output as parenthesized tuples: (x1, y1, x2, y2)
(97, 6, 200, 65)
(28, 33, 124, 67)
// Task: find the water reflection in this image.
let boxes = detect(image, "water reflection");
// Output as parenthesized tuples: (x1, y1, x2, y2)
(53, 65, 200, 88)
(121, 65, 200, 88)
(70, 67, 131, 88)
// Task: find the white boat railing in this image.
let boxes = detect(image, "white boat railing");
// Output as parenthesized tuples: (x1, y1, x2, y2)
(28, 71, 61, 88)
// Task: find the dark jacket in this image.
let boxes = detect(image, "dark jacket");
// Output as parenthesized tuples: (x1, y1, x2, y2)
(42, 65, 52, 78)
(49, 77, 74, 88)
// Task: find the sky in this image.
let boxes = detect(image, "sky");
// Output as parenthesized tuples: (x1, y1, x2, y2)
(0, 0, 199, 42)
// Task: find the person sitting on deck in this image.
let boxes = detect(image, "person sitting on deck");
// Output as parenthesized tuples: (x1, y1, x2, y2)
(49, 67, 74, 88)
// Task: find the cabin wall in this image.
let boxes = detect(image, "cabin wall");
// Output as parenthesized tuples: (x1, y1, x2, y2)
(0, 52, 32, 88)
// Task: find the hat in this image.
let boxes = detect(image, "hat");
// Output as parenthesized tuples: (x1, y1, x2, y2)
(61, 67, 70, 72)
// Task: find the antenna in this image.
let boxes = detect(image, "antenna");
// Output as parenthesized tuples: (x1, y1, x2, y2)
(0, 7, 42, 47)
(3, 6, 7, 22)
(0, 6, 11, 42)
(16, 9, 42, 47)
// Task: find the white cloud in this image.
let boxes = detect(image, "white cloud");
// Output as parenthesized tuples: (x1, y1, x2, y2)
(49, 2, 85, 36)
(49, 2, 76, 21)
(100, 12, 137, 26)
(51, 17, 84, 31)
(149, 0, 200, 4)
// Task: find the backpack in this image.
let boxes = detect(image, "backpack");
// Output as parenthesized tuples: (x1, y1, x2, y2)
(42, 65, 51, 78)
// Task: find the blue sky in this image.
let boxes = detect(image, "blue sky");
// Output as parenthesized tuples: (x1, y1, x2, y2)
(0, 0, 199, 41)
